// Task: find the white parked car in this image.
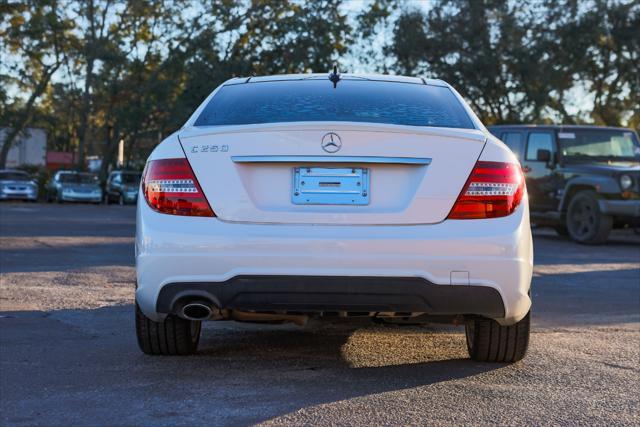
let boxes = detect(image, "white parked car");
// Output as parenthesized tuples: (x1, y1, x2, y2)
(45, 170, 102, 203)
(136, 73, 533, 362)
(0, 169, 38, 201)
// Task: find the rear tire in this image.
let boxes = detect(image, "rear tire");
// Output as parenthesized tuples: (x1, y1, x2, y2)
(465, 312, 530, 363)
(135, 303, 201, 355)
(566, 190, 612, 244)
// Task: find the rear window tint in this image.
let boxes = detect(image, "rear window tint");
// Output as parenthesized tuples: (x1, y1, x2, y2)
(194, 79, 475, 129)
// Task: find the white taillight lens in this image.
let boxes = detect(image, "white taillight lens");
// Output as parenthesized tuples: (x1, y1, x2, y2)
(448, 161, 525, 219)
(142, 158, 215, 217)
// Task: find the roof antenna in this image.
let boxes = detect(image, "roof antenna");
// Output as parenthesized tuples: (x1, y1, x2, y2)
(328, 64, 340, 88)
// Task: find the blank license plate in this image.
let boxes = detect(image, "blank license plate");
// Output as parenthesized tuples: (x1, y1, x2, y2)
(292, 167, 369, 205)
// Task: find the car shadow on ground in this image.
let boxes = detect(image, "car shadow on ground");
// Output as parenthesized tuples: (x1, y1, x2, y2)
(0, 305, 506, 425)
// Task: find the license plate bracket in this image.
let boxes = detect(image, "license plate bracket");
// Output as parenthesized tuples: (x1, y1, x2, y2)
(292, 167, 369, 205)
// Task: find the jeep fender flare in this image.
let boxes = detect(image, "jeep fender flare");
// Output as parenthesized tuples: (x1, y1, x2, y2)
(558, 176, 619, 212)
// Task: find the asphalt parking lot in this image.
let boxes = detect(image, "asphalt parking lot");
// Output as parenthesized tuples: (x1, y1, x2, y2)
(1, 203, 639, 426)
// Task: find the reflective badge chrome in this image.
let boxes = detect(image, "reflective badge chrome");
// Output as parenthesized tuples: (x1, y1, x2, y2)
(191, 144, 229, 153)
(321, 132, 342, 153)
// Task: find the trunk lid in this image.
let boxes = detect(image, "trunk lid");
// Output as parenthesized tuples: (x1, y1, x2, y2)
(179, 123, 486, 225)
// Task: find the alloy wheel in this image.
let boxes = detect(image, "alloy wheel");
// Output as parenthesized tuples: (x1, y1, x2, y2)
(569, 199, 596, 239)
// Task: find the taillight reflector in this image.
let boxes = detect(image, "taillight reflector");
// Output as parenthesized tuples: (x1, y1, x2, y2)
(448, 161, 524, 219)
(142, 158, 215, 217)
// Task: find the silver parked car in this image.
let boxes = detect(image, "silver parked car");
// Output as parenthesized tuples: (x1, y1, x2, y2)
(45, 170, 102, 203)
(0, 169, 38, 201)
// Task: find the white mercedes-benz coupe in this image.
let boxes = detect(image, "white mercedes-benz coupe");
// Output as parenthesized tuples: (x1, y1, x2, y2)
(135, 73, 532, 362)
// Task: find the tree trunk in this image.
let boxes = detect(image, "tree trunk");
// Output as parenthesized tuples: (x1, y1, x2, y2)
(76, 0, 97, 170)
(76, 57, 95, 170)
(99, 124, 120, 181)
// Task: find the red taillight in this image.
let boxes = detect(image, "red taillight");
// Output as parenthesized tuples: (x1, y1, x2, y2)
(142, 158, 215, 217)
(447, 161, 524, 219)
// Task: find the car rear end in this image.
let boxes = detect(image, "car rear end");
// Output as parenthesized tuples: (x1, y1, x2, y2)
(135, 75, 533, 361)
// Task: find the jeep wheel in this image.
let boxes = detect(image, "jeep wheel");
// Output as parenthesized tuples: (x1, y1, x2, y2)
(566, 190, 612, 244)
(135, 303, 201, 355)
(465, 312, 530, 363)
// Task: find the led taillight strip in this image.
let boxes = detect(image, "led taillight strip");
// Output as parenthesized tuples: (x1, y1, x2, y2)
(465, 182, 519, 196)
(448, 161, 525, 219)
(142, 158, 215, 217)
(146, 179, 199, 193)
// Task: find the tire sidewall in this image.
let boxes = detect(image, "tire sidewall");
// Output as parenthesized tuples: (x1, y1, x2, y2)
(566, 190, 611, 244)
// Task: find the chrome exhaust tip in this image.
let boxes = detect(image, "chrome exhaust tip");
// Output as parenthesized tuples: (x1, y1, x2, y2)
(181, 302, 213, 321)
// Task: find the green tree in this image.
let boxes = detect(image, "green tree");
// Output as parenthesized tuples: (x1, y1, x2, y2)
(87, 0, 197, 176)
(4, 0, 354, 174)
(231, 0, 351, 75)
(67, 0, 137, 168)
(0, 0, 74, 168)
(175, 0, 352, 124)
(384, 0, 562, 123)
(575, 0, 639, 126)
(360, 0, 639, 127)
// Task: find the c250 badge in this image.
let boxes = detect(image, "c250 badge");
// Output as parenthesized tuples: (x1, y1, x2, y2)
(191, 145, 229, 153)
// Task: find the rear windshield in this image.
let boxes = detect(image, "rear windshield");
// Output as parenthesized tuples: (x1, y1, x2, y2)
(194, 79, 475, 129)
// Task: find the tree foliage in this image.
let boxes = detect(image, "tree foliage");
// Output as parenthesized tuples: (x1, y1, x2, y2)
(376, 0, 639, 126)
(0, 0, 637, 172)
(0, 0, 74, 167)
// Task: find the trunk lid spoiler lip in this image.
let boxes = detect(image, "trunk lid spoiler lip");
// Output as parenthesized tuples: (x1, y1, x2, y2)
(178, 122, 486, 143)
(230, 155, 432, 165)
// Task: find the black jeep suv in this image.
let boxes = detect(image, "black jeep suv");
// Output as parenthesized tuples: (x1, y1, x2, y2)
(489, 125, 640, 244)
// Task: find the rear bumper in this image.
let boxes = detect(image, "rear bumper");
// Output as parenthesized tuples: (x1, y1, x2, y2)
(156, 276, 505, 318)
(61, 194, 102, 202)
(136, 200, 533, 325)
(599, 199, 640, 218)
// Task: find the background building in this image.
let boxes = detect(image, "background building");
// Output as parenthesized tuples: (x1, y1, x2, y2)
(0, 128, 46, 168)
